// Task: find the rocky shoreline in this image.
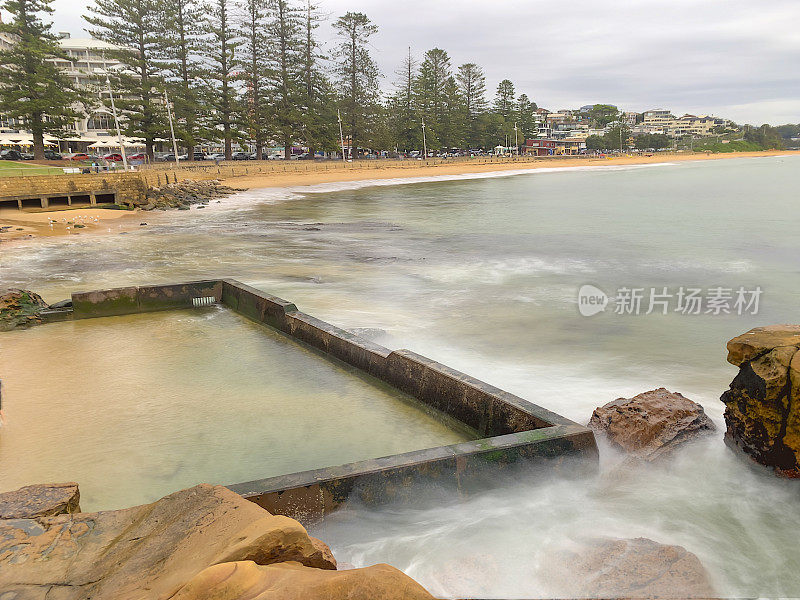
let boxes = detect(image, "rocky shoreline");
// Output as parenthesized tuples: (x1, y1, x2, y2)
(0, 482, 435, 600)
(131, 179, 242, 211)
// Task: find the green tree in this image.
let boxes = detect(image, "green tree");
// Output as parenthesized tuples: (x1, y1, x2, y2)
(516, 93, 538, 139)
(0, 0, 79, 159)
(332, 11, 379, 158)
(743, 124, 785, 149)
(239, 0, 270, 158)
(202, 0, 240, 159)
(589, 104, 618, 127)
(456, 62, 487, 148)
(415, 48, 453, 150)
(603, 124, 631, 151)
(585, 134, 605, 151)
(159, 0, 203, 156)
(266, 0, 303, 159)
(634, 133, 670, 150)
(493, 79, 516, 121)
(298, 0, 336, 155)
(85, 0, 166, 159)
(388, 47, 420, 152)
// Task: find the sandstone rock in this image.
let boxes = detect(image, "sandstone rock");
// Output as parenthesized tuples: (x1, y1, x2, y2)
(0, 289, 48, 331)
(0, 484, 335, 600)
(722, 326, 800, 476)
(542, 537, 716, 598)
(0, 482, 80, 519)
(588, 388, 715, 460)
(171, 560, 436, 600)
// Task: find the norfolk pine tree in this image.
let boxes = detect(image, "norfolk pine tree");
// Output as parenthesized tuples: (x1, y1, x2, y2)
(202, 0, 240, 159)
(0, 0, 78, 159)
(239, 0, 270, 159)
(160, 0, 204, 157)
(299, 0, 336, 155)
(266, 0, 303, 159)
(388, 47, 419, 153)
(85, 0, 166, 159)
(456, 62, 487, 149)
(332, 11, 379, 158)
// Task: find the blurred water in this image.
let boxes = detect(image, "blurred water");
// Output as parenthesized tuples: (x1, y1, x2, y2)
(1, 155, 799, 596)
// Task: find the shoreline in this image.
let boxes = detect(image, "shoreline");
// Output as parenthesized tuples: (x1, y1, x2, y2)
(0, 150, 792, 242)
(226, 150, 792, 190)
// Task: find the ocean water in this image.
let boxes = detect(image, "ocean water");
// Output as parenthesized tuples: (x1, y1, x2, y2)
(1, 154, 799, 596)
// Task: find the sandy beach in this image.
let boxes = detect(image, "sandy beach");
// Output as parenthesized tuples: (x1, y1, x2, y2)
(0, 150, 791, 243)
(0, 207, 142, 242)
(227, 150, 792, 189)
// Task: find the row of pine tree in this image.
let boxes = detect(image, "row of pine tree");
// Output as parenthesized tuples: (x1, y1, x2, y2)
(0, 0, 540, 159)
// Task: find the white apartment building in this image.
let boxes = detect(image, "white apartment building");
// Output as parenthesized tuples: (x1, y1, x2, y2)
(0, 32, 132, 151)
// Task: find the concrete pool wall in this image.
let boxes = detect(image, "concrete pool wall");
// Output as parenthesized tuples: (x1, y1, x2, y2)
(42, 279, 598, 524)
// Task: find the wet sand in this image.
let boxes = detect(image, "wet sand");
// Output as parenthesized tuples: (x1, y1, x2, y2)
(0, 207, 141, 241)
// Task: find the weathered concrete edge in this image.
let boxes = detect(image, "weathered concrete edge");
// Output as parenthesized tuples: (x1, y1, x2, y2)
(219, 278, 579, 434)
(70, 280, 222, 318)
(229, 425, 597, 523)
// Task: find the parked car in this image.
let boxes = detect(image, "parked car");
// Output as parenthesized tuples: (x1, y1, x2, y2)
(207, 153, 226, 161)
(64, 152, 90, 161)
(192, 152, 207, 161)
(158, 153, 176, 162)
(0, 149, 23, 160)
(43, 150, 62, 160)
(127, 153, 147, 161)
(103, 153, 124, 162)
(231, 151, 251, 160)
(20, 152, 35, 160)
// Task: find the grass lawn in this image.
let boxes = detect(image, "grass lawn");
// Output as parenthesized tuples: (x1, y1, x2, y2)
(0, 160, 65, 177)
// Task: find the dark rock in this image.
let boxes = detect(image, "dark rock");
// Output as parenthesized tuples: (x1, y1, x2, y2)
(721, 325, 800, 477)
(0, 482, 81, 519)
(48, 299, 72, 310)
(542, 537, 716, 598)
(0, 289, 48, 331)
(588, 388, 715, 460)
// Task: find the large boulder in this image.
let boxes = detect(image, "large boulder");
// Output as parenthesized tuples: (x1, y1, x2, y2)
(0, 289, 48, 331)
(0, 482, 80, 519)
(0, 484, 336, 600)
(721, 325, 800, 477)
(542, 537, 716, 598)
(588, 388, 715, 460)
(171, 560, 436, 600)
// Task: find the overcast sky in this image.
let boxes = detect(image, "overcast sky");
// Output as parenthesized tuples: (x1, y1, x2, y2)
(36, 0, 800, 125)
